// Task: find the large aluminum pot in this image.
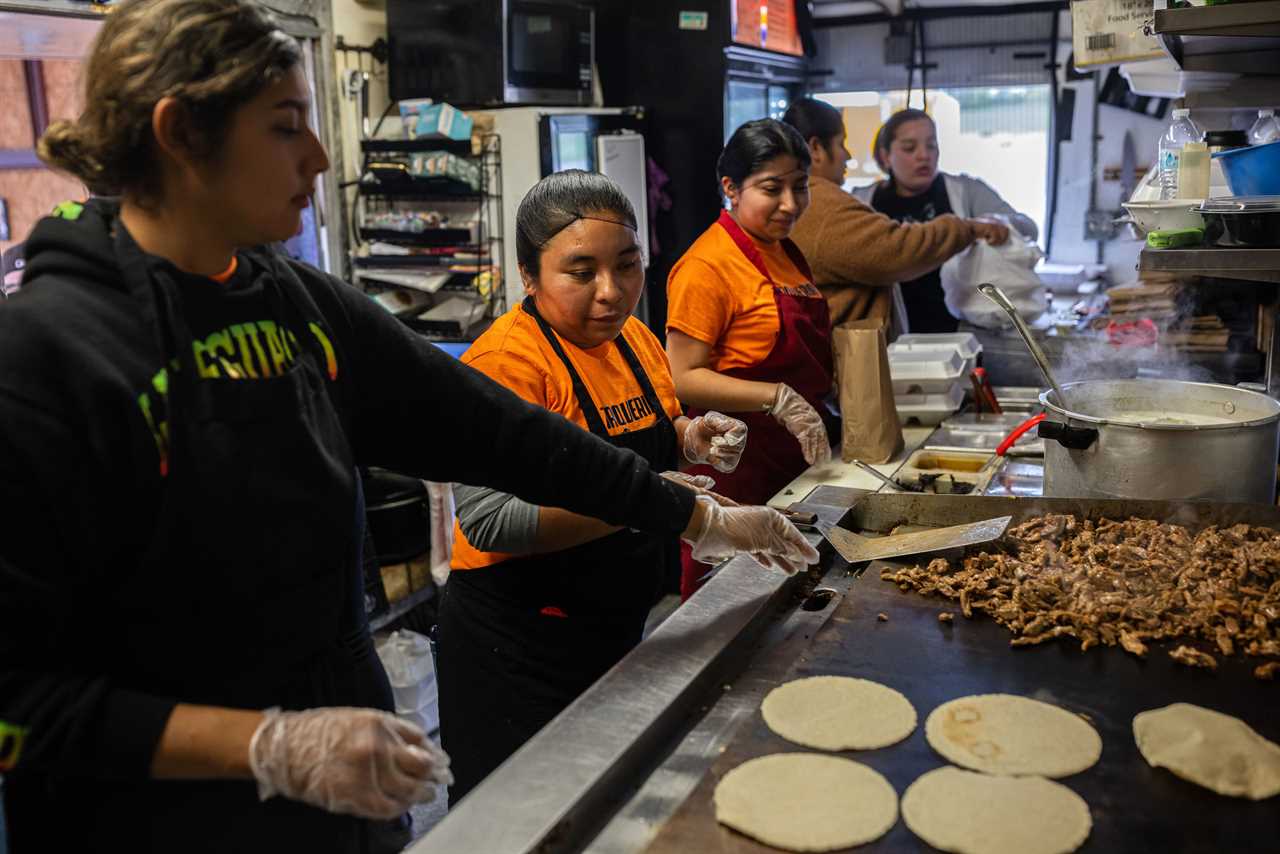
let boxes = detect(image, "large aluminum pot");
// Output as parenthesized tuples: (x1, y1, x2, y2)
(1039, 379, 1280, 503)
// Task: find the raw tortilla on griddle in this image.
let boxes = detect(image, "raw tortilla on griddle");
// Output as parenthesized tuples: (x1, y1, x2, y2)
(925, 694, 1101, 777)
(713, 753, 897, 852)
(761, 676, 917, 750)
(901, 766, 1092, 854)
(1134, 703, 1280, 800)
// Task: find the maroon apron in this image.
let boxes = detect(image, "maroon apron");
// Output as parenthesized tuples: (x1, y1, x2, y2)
(679, 211, 834, 598)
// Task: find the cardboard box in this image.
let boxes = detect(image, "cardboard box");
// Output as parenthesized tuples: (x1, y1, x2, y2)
(1071, 0, 1166, 68)
(398, 99, 474, 141)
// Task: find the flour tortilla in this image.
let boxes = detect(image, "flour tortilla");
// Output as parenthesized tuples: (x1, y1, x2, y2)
(762, 676, 917, 750)
(713, 753, 898, 851)
(902, 766, 1091, 854)
(924, 694, 1101, 777)
(1133, 703, 1280, 800)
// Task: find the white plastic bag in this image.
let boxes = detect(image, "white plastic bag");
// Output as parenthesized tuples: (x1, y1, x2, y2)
(940, 219, 1047, 328)
(375, 629, 440, 734)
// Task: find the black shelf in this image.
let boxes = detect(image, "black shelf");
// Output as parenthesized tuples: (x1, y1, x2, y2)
(359, 227, 475, 247)
(1153, 1, 1280, 74)
(359, 178, 483, 201)
(1138, 247, 1280, 283)
(1154, 2, 1280, 38)
(361, 138, 474, 156)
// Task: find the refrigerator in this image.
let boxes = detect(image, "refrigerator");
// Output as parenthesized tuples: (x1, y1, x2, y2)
(483, 107, 650, 321)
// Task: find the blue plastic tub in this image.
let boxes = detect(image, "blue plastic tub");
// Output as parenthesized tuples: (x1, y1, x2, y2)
(1213, 140, 1280, 196)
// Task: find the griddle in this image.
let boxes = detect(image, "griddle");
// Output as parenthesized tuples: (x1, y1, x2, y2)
(646, 495, 1280, 853)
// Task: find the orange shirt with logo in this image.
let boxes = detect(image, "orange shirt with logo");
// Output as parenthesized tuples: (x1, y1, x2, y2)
(451, 303, 683, 570)
(665, 220, 813, 372)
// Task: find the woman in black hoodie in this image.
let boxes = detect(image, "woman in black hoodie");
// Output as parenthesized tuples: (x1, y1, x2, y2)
(0, 1, 816, 851)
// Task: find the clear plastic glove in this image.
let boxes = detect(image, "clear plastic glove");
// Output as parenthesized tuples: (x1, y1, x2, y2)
(683, 495, 819, 576)
(770, 384, 831, 466)
(659, 471, 739, 507)
(968, 217, 1010, 246)
(682, 411, 748, 473)
(249, 706, 453, 820)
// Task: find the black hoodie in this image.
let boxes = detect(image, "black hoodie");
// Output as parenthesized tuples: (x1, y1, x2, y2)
(0, 199, 695, 826)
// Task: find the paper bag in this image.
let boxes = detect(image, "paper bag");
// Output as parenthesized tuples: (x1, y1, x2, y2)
(832, 319, 903, 464)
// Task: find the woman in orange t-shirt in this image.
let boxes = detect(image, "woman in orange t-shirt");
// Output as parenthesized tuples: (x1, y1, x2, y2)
(666, 119, 836, 598)
(437, 171, 818, 802)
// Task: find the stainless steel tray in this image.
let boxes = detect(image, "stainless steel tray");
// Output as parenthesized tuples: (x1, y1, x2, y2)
(925, 425, 1044, 456)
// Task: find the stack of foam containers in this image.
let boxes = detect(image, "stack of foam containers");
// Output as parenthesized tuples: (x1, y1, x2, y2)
(888, 333, 983, 425)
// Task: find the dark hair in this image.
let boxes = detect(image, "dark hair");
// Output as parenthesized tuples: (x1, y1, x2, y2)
(716, 118, 811, 189)
(38, 0, 301, 200)
(782, 99, 844, 148)
(872, 108, 935, 172)
(515, 170, 638, 276)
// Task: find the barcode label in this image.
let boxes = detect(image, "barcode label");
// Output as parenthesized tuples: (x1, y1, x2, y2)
(1087, 33, 1116, 51)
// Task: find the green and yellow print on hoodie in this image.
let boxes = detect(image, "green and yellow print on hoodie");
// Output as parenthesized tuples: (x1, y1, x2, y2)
(135, 318, 339, 476)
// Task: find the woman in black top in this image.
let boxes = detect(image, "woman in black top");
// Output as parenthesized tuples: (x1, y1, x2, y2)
(0, 1, 813, 851)
(857, 110, 1036, 333)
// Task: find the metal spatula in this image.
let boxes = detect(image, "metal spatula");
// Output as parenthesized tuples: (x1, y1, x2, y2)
(818, 516, 1013, 565)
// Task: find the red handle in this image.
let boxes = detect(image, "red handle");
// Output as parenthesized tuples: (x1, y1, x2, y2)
(996, 413, 1045, 457)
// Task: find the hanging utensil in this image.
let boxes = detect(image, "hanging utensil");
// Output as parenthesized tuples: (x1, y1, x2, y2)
(852, 459, 923, 493)
(817, 516, 1012, 565)
(977, 284, 1070, 410)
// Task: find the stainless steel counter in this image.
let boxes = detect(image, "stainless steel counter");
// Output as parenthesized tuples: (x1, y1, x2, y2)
(408, 488, 864, 854)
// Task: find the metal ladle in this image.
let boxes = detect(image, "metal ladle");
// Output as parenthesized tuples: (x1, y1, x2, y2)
(978, 283, 1070, 410)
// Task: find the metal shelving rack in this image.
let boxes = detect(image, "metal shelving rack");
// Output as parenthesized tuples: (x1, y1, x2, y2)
(1151, 0, 1280, 73)
(352, 133, 505, 341)
(1139, 2, 1280, 396)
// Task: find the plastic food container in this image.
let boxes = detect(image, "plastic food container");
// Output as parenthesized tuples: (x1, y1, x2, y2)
(1197, 196, 1280, 247)
(890, 332, 982, 375)
(1121, 199, 1205, 235)
(895, 382, 966, 426)
(888, 348, 967, 395)
(1213, 140, 1280, 197)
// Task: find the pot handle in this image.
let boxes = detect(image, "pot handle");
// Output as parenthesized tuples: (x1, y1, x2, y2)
(1038, 420, 1099, 450)
(996, 413, 1045, 456)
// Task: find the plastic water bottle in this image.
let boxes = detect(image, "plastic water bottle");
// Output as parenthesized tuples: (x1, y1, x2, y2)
(1248, 108, 1280, 145)
(1158, 109, 1204, 200)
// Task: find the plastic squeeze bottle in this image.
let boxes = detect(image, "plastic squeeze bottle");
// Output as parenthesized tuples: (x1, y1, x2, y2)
(1159, 108, 1205, 200)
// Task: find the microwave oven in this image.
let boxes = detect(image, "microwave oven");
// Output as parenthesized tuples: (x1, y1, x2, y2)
(387, 0, 594, 108)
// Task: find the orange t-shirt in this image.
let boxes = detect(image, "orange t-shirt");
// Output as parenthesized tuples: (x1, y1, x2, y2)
(451, 303, 683, 570)
(665, 219, 813, 372)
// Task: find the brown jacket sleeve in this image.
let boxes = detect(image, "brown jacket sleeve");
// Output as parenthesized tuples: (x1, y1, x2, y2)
(796, 178, 977, 288)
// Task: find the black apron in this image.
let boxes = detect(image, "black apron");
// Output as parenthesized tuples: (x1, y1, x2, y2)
(436, 297, 679, 803)
(10, 227, 409, 853)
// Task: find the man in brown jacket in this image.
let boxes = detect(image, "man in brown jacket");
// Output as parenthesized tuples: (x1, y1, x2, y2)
(783, 99, 1008, 330)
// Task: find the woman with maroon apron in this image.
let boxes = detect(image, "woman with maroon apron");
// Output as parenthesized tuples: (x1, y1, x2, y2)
(440, 171, 818, 802)
(667, 119, 836, 599)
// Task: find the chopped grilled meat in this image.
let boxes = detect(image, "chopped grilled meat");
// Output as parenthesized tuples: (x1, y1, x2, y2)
(876, 612, 889, 622)
(881, 514, 1280, 679)
(938, 612, 954, 624)
(1169, 645, 1218, 669)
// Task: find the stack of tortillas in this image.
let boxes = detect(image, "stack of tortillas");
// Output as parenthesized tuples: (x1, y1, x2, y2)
(902, 694, 1100, 854)
(714, 676, 913, 851)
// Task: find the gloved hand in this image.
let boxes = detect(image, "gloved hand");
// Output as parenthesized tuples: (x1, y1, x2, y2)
(249, 706, 453, 820)
(683, 495, 819, 576)
(682, 411, 748, 473)
(770, 384, 831, 466)
(660, 470, 739, 507)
